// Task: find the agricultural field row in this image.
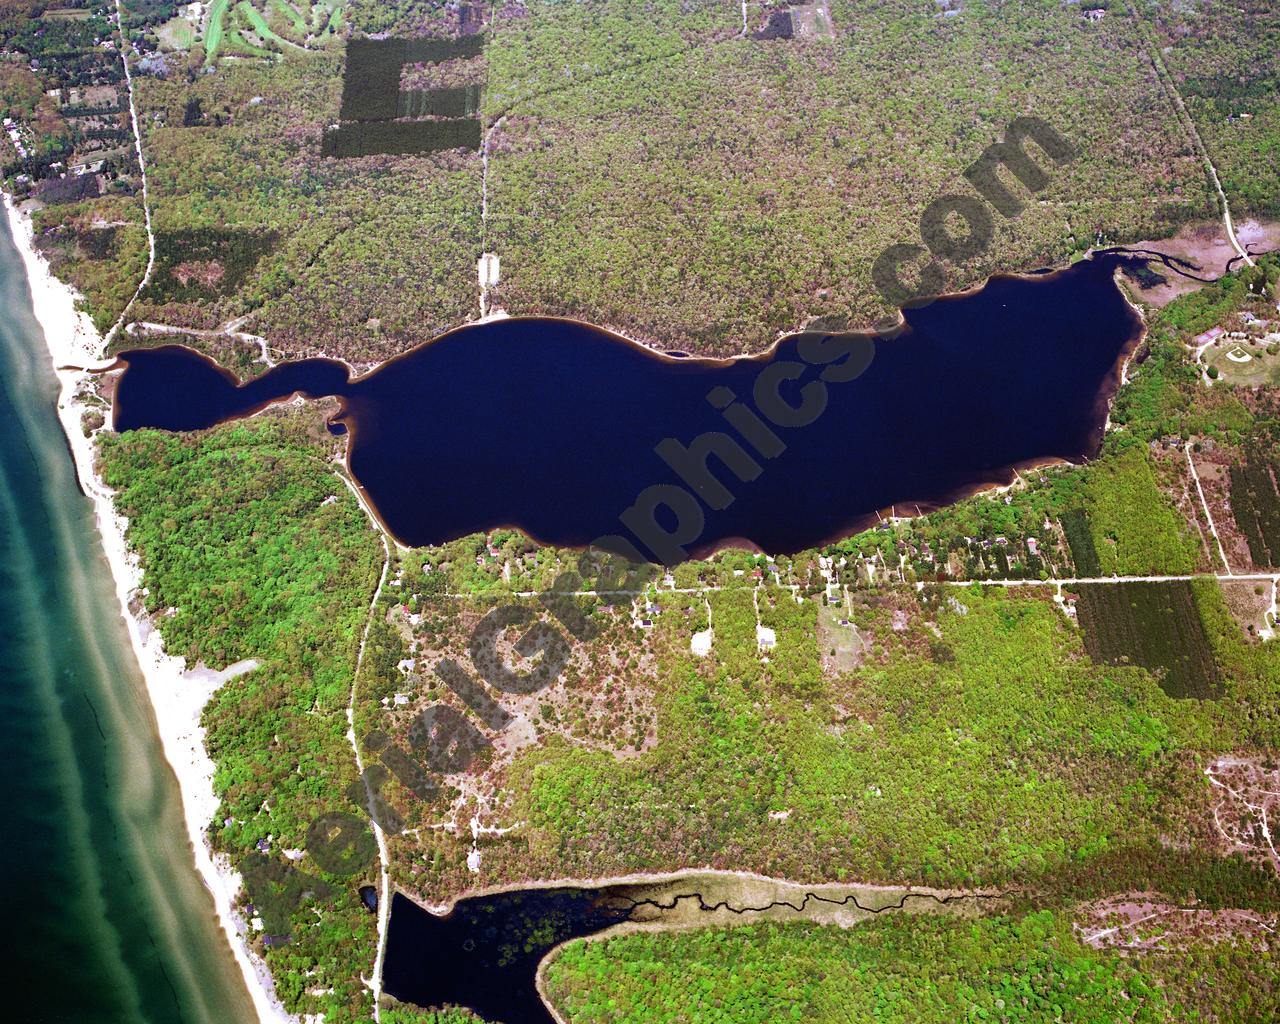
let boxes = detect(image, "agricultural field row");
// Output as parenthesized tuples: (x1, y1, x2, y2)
(1075, 579, 1222, 700)
(1229, 456, 1280, 569)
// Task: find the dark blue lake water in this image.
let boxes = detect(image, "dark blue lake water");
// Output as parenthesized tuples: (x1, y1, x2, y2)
(111, 255, 1141, 562)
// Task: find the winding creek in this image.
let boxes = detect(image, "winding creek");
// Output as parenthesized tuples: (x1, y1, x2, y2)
(42, 249, 1155, 1020)
(110, 254, 1145, 562)
(381, 872, 1001, 1023)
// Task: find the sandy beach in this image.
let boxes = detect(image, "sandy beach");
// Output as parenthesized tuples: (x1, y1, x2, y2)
(3, 193, 292, 1024)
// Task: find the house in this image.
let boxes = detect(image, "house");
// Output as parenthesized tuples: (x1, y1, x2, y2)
(757, 625, 777, 650)
(1026, 537, 1039, 556)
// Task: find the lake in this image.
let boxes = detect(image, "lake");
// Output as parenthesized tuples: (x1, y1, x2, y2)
(382, 889, 634, 1023)
(111, 254, 1143, 563)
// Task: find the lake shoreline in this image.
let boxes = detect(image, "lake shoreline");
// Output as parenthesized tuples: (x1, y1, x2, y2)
(382, 867, 1000, 1023)
(1, 194, 292, 1024)
(113, 254, 1145, 561)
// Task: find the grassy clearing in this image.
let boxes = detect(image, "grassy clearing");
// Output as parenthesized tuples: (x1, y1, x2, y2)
(236, 0, 294, 50)
(156, 15, 196, 50)
(205, 0, 229, 60)
(195, 0, 343, 62)
(269, 0, 309, 37)
(1203, 335, 1280, 385)
(1083, 449, 1199, 576)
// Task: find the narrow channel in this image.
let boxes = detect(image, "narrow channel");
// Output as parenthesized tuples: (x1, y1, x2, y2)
(381, 875, 1000, 1023)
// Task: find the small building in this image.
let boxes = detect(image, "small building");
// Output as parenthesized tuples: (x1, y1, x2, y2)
(756, 625, 777, 650)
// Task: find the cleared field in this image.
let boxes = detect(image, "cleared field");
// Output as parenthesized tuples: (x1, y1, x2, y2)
(1075, 581, 1222, 699)
(1228, 456, 1280, 568)
(205, 0, 229, 59)
(156, 15, 196, 50)
(1204, 335, 1280, 385)
(1060, 507, 1101, 577)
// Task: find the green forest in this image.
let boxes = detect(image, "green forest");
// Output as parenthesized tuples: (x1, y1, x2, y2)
(546, 910, 1280, 1023)
(98, 411, 386, 1023)
(1, 0, 1273, 1019)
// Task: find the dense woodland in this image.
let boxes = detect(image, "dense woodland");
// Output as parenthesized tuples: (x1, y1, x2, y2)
(1151, 0, 1280, 218)
(546, 910, 1280, 1023)
(15, 0, 1263, 357)
(98, 411, 386, 1023)
(82, 242, 1280, 1018)
(0, 0, 1271, 1019)
(1, 1, 1272, 354)
(483, 0, 1211, 352)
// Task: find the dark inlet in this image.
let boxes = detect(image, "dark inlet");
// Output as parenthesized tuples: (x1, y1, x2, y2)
(381, 889, 633, 1024)
(111, 255, 1144, 562)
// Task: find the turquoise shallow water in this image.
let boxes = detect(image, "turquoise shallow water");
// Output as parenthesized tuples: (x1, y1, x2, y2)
(0, 212, 256, 1022)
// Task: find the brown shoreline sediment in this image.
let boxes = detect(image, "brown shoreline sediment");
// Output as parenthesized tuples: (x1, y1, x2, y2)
(382, 867, 1005, 1024)
(106, 251, 1148, 563)
(118, 253, 1117, 384)
(399, 864, 1005, 916)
